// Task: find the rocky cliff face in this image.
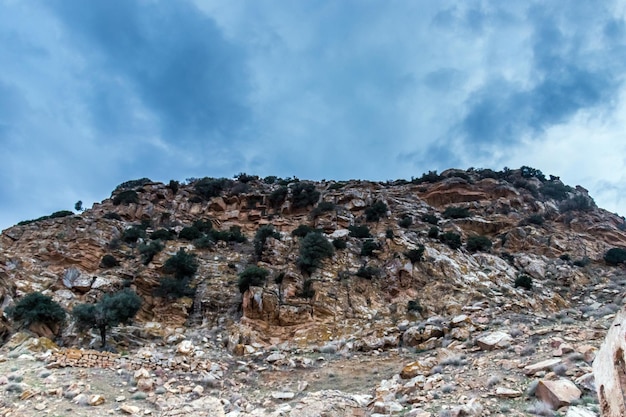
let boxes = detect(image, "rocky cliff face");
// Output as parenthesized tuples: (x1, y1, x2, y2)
(0, 168, 625, 352)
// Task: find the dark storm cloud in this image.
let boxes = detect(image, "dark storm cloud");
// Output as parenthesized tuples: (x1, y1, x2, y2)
(45, 0, 251, 140)
(449, 2, 625, 154)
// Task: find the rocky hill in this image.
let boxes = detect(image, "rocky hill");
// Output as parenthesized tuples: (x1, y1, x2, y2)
(0, 167, 624, 416)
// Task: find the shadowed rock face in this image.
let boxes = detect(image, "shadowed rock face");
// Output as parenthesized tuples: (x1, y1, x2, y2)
(0, 168, 625, 349)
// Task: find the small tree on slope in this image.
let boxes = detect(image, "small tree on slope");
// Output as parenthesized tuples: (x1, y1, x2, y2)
(73, 289, 141, 348)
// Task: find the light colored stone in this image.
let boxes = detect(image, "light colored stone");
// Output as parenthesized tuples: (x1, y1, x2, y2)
(121, 404, 141, 414)
(494, 387, 522, 398)
(524, 358, 562, 375)
(400, 359, 436, 379)
(176, 340, 194, 355)
(535, 379, 581, 409)
(476, 331, 512, 350)
(565, 406, 597, 417)
(271, 391, 295, 400)
(88, 394, 106, 406)
(266, 352, 285, 363)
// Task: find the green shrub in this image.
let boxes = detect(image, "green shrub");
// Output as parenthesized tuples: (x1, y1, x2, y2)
(604, 247, 626, 266)
(291, 183, 320, 209)
(254, 225, 280, 260)
(235, 172, 258, 183)
(520, 166, 546, 181)
(440, 232, 462, 249)
(73, 289, 142, 347)
(412, 170, 442, 184)
(113, 190, 139, 206)
(268, 187, 288, 208)
(193, 219, 214, 233)
(514, 274, 532, 290)
(138, 241, 164, 265)
(405, 245, 425, 263)
(114, 178, 151, 192)
(328, 182, 347, 190)
(168, 180, 179, 193)
(263, 175, 278, 184)
(194, 177, 232, 200)
(407, 299, 423, 313)
(150, 228, 177, 240)
(100, 254, 119, 268)
(466, 235, 492, 252)
(559, 254, 571, 261)
(154, 277, 196, 299)
(428, 226, 439, 238)
(365, 201, 388, 222)
(332, 239, 347, 250)
(292, 225, 321, 238)
(356, 265, 380, 279)
(522, 214, 545, 226)
(297, 233, 334, 274)
(193, 235, 214, 249)
(443, 206, 471, 219)
(163, 249, 198, 279)
(179, 226, 202, 241)
(311, 201, 335, 218)
(103, 212, 122, 221)
(385, 228, 394, 239)
(361, 239, 381, 256)
(540, 182, 571, 201)
(398, 217, 412, 228)
(348, 225, 371, 238)
(8, 292, 66, 329)
(238, 266, 269, 293)
(122, 226, 144, 243)
(559, 195, 595, 213)
(50, 210, 74, 219)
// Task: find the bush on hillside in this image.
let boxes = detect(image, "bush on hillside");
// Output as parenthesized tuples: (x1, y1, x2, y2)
(466, 235, 492, 252)
(604, 247, 626, 266)
(291, 183, 320, 209)
(179, 226, 203, 241)
(100, 254, 119, 268)
(332, 239, 347, 250)
(365, 201, 388, 222)
(292, 225, 321, 238)
(8, 292, 66, 330)
(73, 289, 141, 347)
(439, 232, 462, 250)
(254, 225, 280, 260)
(443, 206, 471, 219)
(297, 233, 334, 274)
(428, 226, 439, 238)
(422, 214, 439, 225)
(514, 274, 533, 290)
(356, 265, 380, 279)
(361, 239, 381, 256)
(268, 187, 288, 208)
(398, 216, 412, 228)
(559, 195, 595, 213)
(154, 277, 196, 299)
(122, 226, 145, 243)
(138, 240, 164, 265)
(194, 177, 232, 200)
(113, 190, 139, 206)
(150, 228, 177, 240)
(162, 249, 198, 279)
(348, 225, 371, 239)
(405, 245, 425, 263)
(238, 266, 269, 293)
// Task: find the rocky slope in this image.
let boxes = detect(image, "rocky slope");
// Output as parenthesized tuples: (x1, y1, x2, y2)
(0, 167, 624, 416)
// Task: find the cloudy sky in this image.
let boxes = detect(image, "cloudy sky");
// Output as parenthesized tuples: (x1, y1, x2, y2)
(1, 0, 626, 230)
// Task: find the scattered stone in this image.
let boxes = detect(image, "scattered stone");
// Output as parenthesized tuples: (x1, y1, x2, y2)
(400, 359, 436, 379)
(476, 331, 512, 351)
(535, 379, 581, 409)
(523, 358, 562, 375)
(271, 391, 295, 400)
(494, 387, 522, 398)
(121, 404, 141, 414)
(266, 352, 285, 363)
(34, 403, 46, 411)
(565, 406, 597, 417)
(89, 394, 105, 406)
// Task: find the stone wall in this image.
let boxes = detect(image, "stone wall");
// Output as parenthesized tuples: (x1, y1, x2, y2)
(47, 347, 214, 372)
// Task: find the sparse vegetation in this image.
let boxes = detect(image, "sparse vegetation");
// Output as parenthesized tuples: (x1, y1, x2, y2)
(422, 214, 439, 225)
(559, 195, 595, 213)
(112, 190, 139, 206)
(348, 225, 371, 239)
(100, 254, 119, 268)
(292, 224, 321, 238)
(254, 225, 281, 260)
(365, 201, 388, 222)
(162, 249, 198, 279)
(405, 245, 425, 263)
(238, 266, 269, 293)
(73, 289, 142, 347)
(443, 206, 471, 219)
(154, 277, 196, 299)
(356, 265, 380, 279)
(428, 226, 439, 238)
(194, 177, 232, 200)
(398, 216, 412, 228)
(291, 183, 320, 209)
(515, 274, 533, 290)
(466, 235, 492, 252)
(297, 232, 334, 274)
(18, 210, 75, 226)
(439, 231, 462, 249)
(138, 240, 164, 265)
(122, 226, 145, 243)
(150, 228, 177, 240)
(268, 186, 288, 208)
(361, 239, 380, 256)
(604, 247, 626, 266)
(8, 292, 66, 331)
(332, 239, 347, 250)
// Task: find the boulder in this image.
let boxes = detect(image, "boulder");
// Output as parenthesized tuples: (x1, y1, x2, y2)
(535, 379, 581, 409)
(476, 331, 512, 351)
